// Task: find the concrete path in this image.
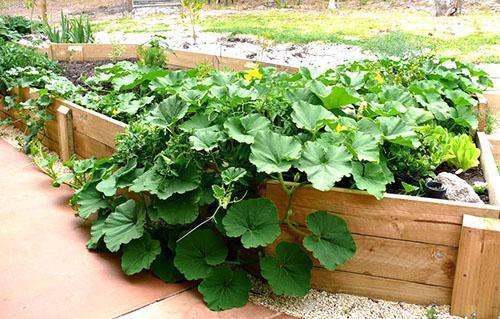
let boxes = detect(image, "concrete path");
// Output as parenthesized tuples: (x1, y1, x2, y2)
(0, 139, 292, 319)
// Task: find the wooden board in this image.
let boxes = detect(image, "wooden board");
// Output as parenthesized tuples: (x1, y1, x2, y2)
(53, 99, 126, 149)
(312, 268, 452, 305)
(477, 132, 500, 205)
(451, 214, 500, 318)
(267, 228, 457, 287)
(485, 90, 500, 115)
(47, 43, 298, 72)
(262, 182, 499, 246)
(487, 135, 500, 162)
(1, 87, 127, 159)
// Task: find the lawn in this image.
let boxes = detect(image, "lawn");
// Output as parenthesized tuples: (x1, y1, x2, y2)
(201, 9, 500, 63)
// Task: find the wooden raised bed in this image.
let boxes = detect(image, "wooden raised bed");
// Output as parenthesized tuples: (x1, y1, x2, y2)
(2, 44, 500, 317)
(0, 87, 125, 159)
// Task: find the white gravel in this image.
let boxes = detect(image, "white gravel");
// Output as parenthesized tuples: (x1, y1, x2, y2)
(249, 278, 460, 319)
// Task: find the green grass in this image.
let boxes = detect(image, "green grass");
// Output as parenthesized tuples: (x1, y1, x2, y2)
(201, 10, 500, 62)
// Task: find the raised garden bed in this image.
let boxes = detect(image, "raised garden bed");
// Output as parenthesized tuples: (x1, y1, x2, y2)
(2, 43, 500, 317)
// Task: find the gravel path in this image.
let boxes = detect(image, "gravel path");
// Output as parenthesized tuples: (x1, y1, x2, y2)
(250, 278, 460, 319)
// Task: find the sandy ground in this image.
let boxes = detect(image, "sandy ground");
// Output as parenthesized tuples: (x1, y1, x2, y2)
(96, 27, 373, 68)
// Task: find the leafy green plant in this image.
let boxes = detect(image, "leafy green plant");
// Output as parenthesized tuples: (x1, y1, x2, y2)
(447, 134, 481, 172)
(137, 36, 172, 68)
(2, 42, 495, 311)
(43, 12, 94, 43)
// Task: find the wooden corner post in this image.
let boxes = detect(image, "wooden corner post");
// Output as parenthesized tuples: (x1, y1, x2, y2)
(56, 105, 74, 161)
(451, 214, 500, 318)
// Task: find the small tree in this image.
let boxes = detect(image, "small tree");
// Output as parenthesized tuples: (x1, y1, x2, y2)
(180, 0, 205, 44)
(39, 0, 48, 22)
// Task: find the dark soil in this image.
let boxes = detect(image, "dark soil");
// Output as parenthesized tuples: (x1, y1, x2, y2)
(58, 59, 137, 87)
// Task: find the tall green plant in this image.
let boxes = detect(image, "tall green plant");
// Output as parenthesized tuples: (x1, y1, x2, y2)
(43, 12, 94, 43)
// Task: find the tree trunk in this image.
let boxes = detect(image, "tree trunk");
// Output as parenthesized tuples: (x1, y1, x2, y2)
(125, 0, 133, 12)
(327, 0, 336, 10)
(434, 0, 462, 16)
(39, 0, 48, 22)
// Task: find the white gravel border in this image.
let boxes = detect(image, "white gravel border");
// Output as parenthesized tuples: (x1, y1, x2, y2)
(250, 278, 460, 319)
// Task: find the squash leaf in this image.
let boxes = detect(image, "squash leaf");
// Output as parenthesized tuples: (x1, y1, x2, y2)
(174, 229, 228, 280)
(198, 266, 251, 311)
(223, 198, 280, 249)
(260, 242, 312, 297)
(303, 211, 356, 271)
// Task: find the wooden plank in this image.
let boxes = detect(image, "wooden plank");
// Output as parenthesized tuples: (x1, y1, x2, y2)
(167, 50, 218, 69)
(312, 268, 452, 305)
(477, 132, 500, 205)
(50, 44, 84, 62)
(485, 90, 500, 115)
(52, 98, 126, 148)
(451, 214, 500, 318)
(73, 130, 116, 159)
(56, 105, 74, 161)
(262, 182, 500, 246)
(0, 100, 60, 148)
(267, 228, 457, 287)
(82, 43, 138, 61)
(477, 94, 488, 132)
(0, 109, 60, 152)
(487, 136, 500, 162)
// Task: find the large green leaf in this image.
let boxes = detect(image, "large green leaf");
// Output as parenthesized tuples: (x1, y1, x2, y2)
(291, 100, 335, 132)
(103, 199, 146, 252)
(156, 192, 199, 225)
(151, 253, 184, 283)
(426, 100, 451, 121)
(189, 127, 226, 151)
(223, 198, 280, 249)
(148, 95, 188, 127)
(77, 184, 109, 219)
(377, 116, 420, 148)
(296, 141, 352, 191)
(221, 167, 247, 185)
(174, 229, 228, 280)
(451, 104, 478, 129)
(303, 211, 356, 271)
(352, 162, 393, 199)
(348, 131, 379, 162)
(198, 266, 251, 311)
(121, 234, 161, 275)
(260, 242, 312, 297)
(308, 80, 360, 109)
(153, 163, 201, 200)
(249, 131, 302, 174)
(86, 216, 106, 249)
(96, 160, 138, 197)
(130, 163, 201, 200)
(224, 114, 271, 144)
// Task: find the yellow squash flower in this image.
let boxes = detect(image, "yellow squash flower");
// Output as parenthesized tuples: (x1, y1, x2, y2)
(244, 69, 263, 81)
(335, 123, 345, 133)
(374, 73, 384, 84)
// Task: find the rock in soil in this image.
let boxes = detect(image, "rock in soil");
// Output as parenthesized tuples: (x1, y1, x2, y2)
(437, 172, 483, 203)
